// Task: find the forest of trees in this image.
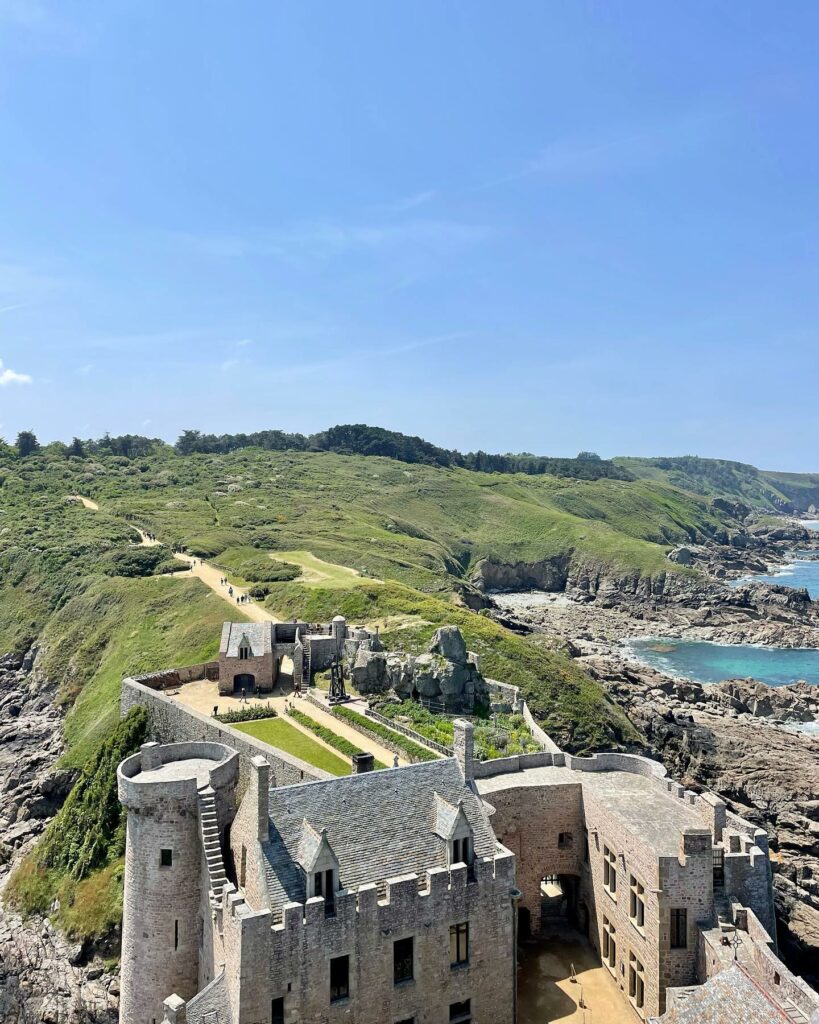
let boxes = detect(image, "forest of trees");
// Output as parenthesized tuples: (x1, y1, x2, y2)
(4, 423, 630, 481)
(173, 423, 632, 480)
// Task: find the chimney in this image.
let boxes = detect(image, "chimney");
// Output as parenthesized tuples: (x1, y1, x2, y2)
(453, 720, 475, 782)
(250, 756, 270, 840)
(352, 752, 375, 774)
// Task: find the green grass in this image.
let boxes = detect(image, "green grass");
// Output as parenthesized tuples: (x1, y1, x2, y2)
(36, 574, 251, 768)
(232, 716, 351, 776)
(287, 707, 387, 768)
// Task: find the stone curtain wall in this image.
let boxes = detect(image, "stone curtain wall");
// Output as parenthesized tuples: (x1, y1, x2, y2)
(744, 909, 819, 1019)
(121, 677, 330, 792)
(520, 700, 562, 753)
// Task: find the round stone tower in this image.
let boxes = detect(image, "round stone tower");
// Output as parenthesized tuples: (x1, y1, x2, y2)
(117, 740, 238, 1024)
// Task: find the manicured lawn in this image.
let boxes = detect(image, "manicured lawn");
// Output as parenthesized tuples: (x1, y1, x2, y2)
(232, 717, 351, 776)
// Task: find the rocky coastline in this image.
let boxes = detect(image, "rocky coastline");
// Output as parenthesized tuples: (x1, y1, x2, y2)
(485, 515, 819, 988)
(0, 652, 119, 1023)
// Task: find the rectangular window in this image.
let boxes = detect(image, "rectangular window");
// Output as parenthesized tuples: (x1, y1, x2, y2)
(583, 832, 589, 864)
(629, 952, 645, 1012)
(452, 836, 471, 865)
(670, 908, 688, 949)
(271, 997, 285, 1024)
(602, 916, 617, 973)
(603, 845, 617, 897)
(174, 919, 179, 950)
(395, 1019, 415, 1024)
(330, 955, 349, 1002)
(324, 869, 335, 916)
(449, 1000, 471, 1023)
(393, 936, 414, 985)
(160, 848, 173, 867)
(450, 921, 469, 966)
(629, 875, 645, 930)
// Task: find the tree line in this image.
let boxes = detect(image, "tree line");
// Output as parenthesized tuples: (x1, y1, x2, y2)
(5, 424, 631, 481)
(174, 423, 631, 480)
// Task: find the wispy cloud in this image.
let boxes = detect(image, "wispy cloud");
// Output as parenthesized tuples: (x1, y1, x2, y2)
(385, 189, 438, 214)
(0, 358, 32, 386)
(221, 358, 239, 372)
(172, 217, 493, 263)
(236, 338, 253, 348)
(479, 107, 732, 189)
(0, 303, 24, 315)
(261, 331, 472, 384)
(76, 363, 93, 375)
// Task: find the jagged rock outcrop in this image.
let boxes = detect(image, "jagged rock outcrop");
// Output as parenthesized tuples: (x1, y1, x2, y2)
(349, 626, 488, 711)
(0, 652, 119, 1023)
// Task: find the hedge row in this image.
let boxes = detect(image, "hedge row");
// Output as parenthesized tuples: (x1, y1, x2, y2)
(331, 705, 439, 763)
(216, 705, 278, 723)
(287, 707, 387, 770)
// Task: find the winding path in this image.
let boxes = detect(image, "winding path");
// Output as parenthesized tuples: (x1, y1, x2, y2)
(68, 494, 278, 622)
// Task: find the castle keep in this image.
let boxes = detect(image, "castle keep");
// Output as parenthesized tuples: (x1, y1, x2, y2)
(117, 629, 819, 1024)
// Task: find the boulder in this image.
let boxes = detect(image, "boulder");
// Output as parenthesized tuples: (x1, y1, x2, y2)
(350, 649, 388, 694)
(429, 626, 468, 664)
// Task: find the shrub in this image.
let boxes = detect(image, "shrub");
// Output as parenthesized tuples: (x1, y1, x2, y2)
(216, 704, 278, 723)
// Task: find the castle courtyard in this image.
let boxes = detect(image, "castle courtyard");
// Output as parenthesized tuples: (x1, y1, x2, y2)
(518, 930, 634, 1024)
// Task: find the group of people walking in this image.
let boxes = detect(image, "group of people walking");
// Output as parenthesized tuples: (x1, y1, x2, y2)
(219, 577, 253, 605)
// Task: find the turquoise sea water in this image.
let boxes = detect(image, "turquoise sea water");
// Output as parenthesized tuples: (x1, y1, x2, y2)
(627, 522, 819, 689)
(732, 520, 819, 598)
(628, 638, 819, 686)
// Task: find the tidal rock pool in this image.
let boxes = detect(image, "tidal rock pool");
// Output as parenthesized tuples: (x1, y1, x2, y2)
(628, 637, 819, 686)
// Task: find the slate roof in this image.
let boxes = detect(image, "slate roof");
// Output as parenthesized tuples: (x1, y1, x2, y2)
(186, 971, 232, 1024)
(263, 758, 497, 914)
(219, 621, 272, 658)
(661, 964, 791, 1024)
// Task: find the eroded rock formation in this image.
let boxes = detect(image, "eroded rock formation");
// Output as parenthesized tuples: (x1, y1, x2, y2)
(348, 626, 488, 711)
(0, 653, 119, 1023)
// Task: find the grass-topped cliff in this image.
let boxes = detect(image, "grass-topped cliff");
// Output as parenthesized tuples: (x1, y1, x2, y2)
(616, 455, 819, 513)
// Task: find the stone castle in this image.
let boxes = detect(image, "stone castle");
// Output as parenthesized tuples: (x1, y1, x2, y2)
(116, 622, 819, 1024)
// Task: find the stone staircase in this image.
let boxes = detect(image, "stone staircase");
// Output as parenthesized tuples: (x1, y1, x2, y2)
(198, 785, 228, 904)
(302, 640, 311, 688)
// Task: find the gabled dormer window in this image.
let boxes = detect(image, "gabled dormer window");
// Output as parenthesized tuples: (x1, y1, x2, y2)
(238, 638, 252, 660)
(314, 868, 336, 916)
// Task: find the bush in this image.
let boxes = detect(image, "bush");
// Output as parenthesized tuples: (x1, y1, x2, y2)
(216, 704, 278, 723)
(237, 555, 301, 583)
(103, 545, 175, 578)
(332, 705, 438, 762)
(287, 707, 386, 769)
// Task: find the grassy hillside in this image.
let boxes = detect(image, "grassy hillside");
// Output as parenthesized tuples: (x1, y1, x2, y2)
(1, 440, 738, 946)
(617, 455, 819, 513)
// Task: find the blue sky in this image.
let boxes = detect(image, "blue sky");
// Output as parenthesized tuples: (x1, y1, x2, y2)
(1, 1, 818, 469)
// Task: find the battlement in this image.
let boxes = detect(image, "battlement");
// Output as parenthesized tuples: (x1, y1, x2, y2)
(118, 741, 238, 809)
(268, 850, 516, 934)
